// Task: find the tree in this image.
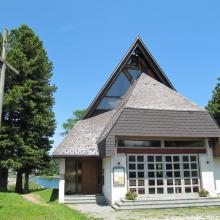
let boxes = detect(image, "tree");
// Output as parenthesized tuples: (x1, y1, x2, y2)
(206, 77, 220, 114)
(0, 25, 56, 192)
(61, 109, 86, 135)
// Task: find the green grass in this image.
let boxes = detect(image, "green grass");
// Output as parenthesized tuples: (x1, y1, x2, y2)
(133, 206, 220, 219)
(0, 189, 100, 220)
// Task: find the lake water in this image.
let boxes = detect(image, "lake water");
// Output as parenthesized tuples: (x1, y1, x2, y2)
(30, 176, 59, 189)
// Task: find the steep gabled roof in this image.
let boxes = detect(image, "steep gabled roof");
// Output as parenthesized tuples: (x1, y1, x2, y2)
(83, 36, 175, 119)
(97, 74, 216, 145)
(125, 73, 204, 111)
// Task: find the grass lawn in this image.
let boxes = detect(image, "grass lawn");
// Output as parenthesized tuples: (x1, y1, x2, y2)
(131, 206, 220, 219)
(0, 189, 100, 220)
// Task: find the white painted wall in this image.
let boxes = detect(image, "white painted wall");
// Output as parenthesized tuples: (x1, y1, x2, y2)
(102, 157, 111, 203)
(110, 153, 127, 204)
(102, 153, 128, 204)
(199, 139, 216, 196)
(58, 158, 65, 203)
(214, 158, 220, 195)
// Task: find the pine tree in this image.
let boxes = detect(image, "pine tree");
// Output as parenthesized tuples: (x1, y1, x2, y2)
(206, 78, 220, 114)
(0, 25, 56, 192)
(61, 109, 86, 135)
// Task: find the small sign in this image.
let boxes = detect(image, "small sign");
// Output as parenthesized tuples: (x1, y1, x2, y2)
(113, 167, 125, 187)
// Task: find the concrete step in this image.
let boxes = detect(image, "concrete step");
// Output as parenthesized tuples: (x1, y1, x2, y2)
(117, 198, 220, 206)
(114, 197, 220, 210)
(114, 202, 220, 210)
(64, 194, 106, 204)
(121, 196, 217, 203)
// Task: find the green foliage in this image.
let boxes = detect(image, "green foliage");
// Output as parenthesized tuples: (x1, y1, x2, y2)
(126, 190, 137, 200)
(198, 189, 209, 197)
(0, 25, 56, 181)
(206, 77, 220, 114)
(61, 109, 86, 135)
(37, 159, 58, 176)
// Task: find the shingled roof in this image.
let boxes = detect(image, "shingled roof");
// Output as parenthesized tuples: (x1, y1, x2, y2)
(53, 73, 220, 157)
(52, 110, 114, 157)
(97, 73, 211, 144)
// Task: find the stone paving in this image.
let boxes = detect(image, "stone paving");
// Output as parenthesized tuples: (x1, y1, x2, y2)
(68, 203, 220, 220)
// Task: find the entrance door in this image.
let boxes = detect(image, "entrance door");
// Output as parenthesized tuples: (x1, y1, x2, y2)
(82, 159, 101, 194)
(127, 154, 200, 196)
(65, 158, 101, 195)
(65, 160, 82, 194)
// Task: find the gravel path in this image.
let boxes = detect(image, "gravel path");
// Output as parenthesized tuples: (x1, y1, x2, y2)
(68, 203, 220, 220)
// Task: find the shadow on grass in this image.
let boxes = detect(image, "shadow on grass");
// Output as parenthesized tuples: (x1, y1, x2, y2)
(50, 189, 58, 202)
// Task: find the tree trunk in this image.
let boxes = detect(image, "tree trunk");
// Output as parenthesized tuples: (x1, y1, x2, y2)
(15, 170, 23, 193)
(0, 167, 8, 192)
(24, 172, 29, 193)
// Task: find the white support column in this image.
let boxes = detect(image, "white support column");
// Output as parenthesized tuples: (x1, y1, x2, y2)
(199, 139, 216, 196)
(58, 158, 65, 203)
(111, 153, 127, 204)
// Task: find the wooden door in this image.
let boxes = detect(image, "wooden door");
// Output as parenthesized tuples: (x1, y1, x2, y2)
(82, 159, 101, 194)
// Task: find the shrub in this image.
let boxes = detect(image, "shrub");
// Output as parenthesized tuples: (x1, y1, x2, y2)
(126, 191, 137, 200)
(198, 189, 209, 197)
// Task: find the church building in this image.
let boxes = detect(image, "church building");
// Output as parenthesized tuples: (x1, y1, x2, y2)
(53, 37, 220, 205)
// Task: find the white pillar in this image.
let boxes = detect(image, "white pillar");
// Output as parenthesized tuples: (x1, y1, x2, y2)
(199, 139, 216, 196)
(58, 158, 65, 203)
(111, 153, 127, 204)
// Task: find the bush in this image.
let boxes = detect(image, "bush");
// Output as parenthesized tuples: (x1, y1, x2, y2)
(126, 191, 137, 200)
(198, 189, 209, 197)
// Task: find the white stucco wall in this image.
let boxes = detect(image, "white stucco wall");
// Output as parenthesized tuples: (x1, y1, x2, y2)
(58, 158, 65, 203)
(110, 153, 127, 204)
(102, 157, 111, 202)
(102, 153, 127, 204)
(199, 140, 216, 196)
(214, 158, 220, 195)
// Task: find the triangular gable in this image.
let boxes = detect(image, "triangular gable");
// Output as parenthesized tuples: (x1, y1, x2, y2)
(83, 36, 175, 119)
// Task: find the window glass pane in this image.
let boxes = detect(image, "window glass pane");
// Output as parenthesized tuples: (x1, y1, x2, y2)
(129, 156, 135, 162)
(129, 180, 136, 186)
(185, 187, 191, 193)
(118, 140, 161, 148)
(138, 188, 145, 194)
(148, 156, 154, 162)
(137, 164, 144, 170)
(156, 164, 163, 170)
(165, 156, 172, 162)
(148, 164, 154, 170)
(149, 188, 155, 194)
(164, 140, 204, 148)
(106, 72, 131, 97)
(156, 156, 162, 162)
(129, 172, 136, 178)
(137, 156, 144, 162)
(183, 164, 189, 169)
(166, 164, 172, 170)
(174, 163, 180, 170)
(167, 179, 173, 185)
(157, 179, 163, 185)
(191, 163, 197, 169)
(138, 172, 144, 178)
(138, 180, 145, 186)
(167, 187, 174, 194)
(97, 97, 121, 110)
(148, 172, 155, 178)
(193, 186, 199, 192)
(127, 69, 141, 80)
(149, 180, 155, 186)
(157, 188, 164, 194)
(129, 164, 136, 170)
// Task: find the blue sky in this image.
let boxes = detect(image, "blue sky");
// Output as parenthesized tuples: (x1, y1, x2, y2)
(1, 0, 220, 150)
